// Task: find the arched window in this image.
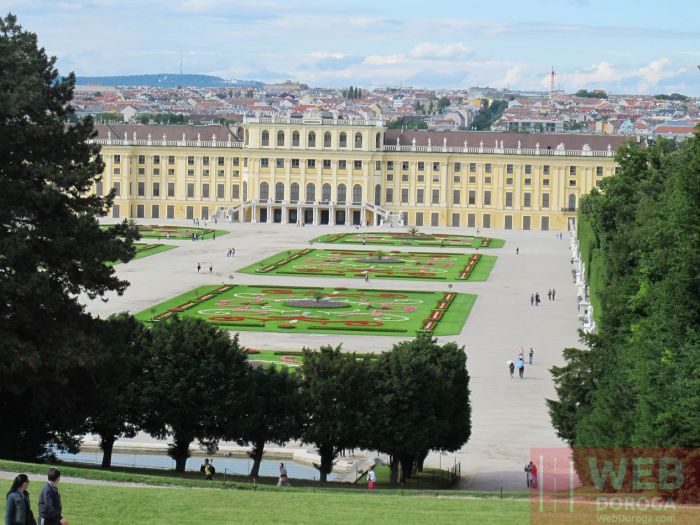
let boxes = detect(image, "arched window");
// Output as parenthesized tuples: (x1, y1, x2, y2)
(292, 131, 300, 147)
(568, 194, 577, 211)
(276, 130, 285, 147)
(337, 183, 346, 204)
(308, 131, 316, 147)
(275, 182, 285, 201)
(261, 130, 270, 146)
(244, 130, 249, 146)
(290, 182, 299, 202)
(322, 183, 331, 202)
(374, 184, 381, 205)
(259, 181, 269, 201)
(354, 132, 362, 149)
(306, 183, 315, 202)
(339, 132, 347, 148)
(352, 184, 362, 204)
(323, 132, 332, 148)
(375, 132, 381, 150)
(242, 181, 248, 201)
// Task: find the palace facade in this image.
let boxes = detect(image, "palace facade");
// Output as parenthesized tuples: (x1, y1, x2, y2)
(91, 114, 631, 231)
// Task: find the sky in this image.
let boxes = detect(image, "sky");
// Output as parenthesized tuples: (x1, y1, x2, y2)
(4, 0, 700, 95)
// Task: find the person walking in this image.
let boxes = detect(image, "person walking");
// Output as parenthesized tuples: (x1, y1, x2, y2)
(231, 248, 236, 256)
(209, 263, 213, 275)
(38, 468, 66, 525)
(529, 348, 534, 365)
(367, 465, 376, 490)
(508, 361, 515, 379)
(547, 289, 552, 301)
(530, 293, 534, 306)
(197, 262, 201, 273)
(516, 247, 519, 255)
(535, 292, 541, 306)
(5, 474, 35, 525)
(552, 288, 556, 300)
(517, 358, 525, 379)
(529, 461, 538, 489)
(277, 463, 291, 487)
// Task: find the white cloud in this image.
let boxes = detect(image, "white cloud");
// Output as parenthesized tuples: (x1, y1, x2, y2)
(309, 51, 349, 59)
(409, 42, 472, 60)
(363, 54, 405, 66)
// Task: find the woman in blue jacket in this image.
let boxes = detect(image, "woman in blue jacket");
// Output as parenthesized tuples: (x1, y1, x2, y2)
(5, 474, 35, 525)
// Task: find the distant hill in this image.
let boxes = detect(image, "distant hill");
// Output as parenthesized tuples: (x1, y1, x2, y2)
(75, 74, 263, 89)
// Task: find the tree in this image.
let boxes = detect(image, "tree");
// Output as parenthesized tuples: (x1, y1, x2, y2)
(408, 226, 420, 237)
(312, 290, 325, 304)
(0, 14, 139, 460)
(368, 334, 471, 484)
(437, 96, 450, 112)
(574, 89, 608, 99)
(85, 313, 148, 468)
(238, 366, 304, 479)
(142, 318, 252, 472)
(300, 345, 373, 482)
(471, 99, 508, 130)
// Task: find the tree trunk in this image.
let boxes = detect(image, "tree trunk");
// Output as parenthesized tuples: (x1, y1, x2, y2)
(416, 451, 428, 473)
(248, 439, 264, 479)
(389, 455, 399, 486)
(169, 434, 192, 473)
(399, 454, 415, 482)
(318, 443, 335, 483)
(100, 435, 116, 469)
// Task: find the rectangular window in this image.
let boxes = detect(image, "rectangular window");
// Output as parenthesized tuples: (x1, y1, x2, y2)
(187, 156, 194, 165)
(469, 162, 476, 172)
(569, 180, 577, 186)
(543, 165, 550, 175)
(451, 213, 460, 227)
(401, 188, 409, 203)
(386, 174, 394, 181)
(186, 206, 194, 220)
(431, 212, 439, 227)
(138, 154, 145, 165)
(468, 190, 476, 205)
(217, 170, 224, 177)
(454, 175, 461, 183)
(415, 212, 424, 226)
(505, 215, 513, 230)
(524, 178, 531, 185)
(217, 184, 224, 199)
(324, 159, 331, 169)
(261, 158, 269, 168)
(233, 170, 240, 177)
(276, 158, 284, 168)
(113, 167, 120, 175)
(543, 178, 550, 186)
(167, 205, 174, 219)
(137, 181, 145, 197)
(168, 155, 175, 165)
(615, 167, 621, 175)
(483, 213, 491, 228)
(431, 189, 439, 204)
(307, 159, 315, 169)
(483, 190, 491, 206)
(387, 161, 394, 170)
(375, 160, 381, 171)
(506, 164, 513, 174)
(243, 158, 248, 167)
(524, 192, 531, 207)
(152, 182, 160, 197)
(506, 177, 513, 185)
(596, 166, 603, 176)
(432, 175, 440, 182)
(233, 157, 240, 166)
(505, 191, 513, 207)
(485, 163, 492, 173)
(433, 162, 440, 171)
(417, 162, 424, 171)
(203, 156, 209, 166)
(454, 162, 461, 172)
(353, 160, 362, 170)
(167, 182, 175, 197)
(417, 175, 424, 182)
(401, 174, 409, 182)
(201, 207, 209, 220)
(135, 167, 144, 176)
(113, 154, 120, 164)
(95, 181, 103, 196)
(187, 183, 194, 198)
(153, 168, 160, 176)
(467, 213, 476, 228)
(339, 160, 347, 170)
(469, 176, 476, 184)
(416, 189, 424, 204)
(453, 189, 460, 204)
(402, 161, 409, 170)
(484, 176, 492, 184)
(168, 168, 175, 176)
(151, 204, 159, 219)
(525, 164, 532, 175)
(202, 183, 209, 198)
(523, 216, 531, 230)
(570, 166, 577, 176)
(187, 169, 194, 177)
(202, 169, 209, 177)
(136, 204, 144, 218)
(542, 193, 550, 208)
(541, 216, 549, 231)
(292, 159, 300, 168)
(385, 188, 393, 203)
(232, 185, 240, 199)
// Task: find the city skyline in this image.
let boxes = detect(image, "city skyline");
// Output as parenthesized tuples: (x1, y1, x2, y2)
(5, 0, 700, 95)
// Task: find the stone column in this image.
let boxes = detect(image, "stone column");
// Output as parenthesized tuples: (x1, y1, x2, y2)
(312, 205, 319, 226)
(267, 205, 272, 223)
(251, 204, 257, 223)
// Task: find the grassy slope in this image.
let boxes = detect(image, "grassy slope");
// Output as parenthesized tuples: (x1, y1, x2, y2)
(238, 249, 497, 282)
(0, 483, 529, 525)
(106, 243, 177, 266)
(577, 216, 603, 325)
(134, 285, 474, 336)
(312, 233, 505, 249)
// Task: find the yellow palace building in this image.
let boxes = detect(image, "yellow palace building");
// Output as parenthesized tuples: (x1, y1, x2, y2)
(91, 113, 629, 231)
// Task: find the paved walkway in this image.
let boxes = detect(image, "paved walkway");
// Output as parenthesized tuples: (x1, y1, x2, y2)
(84, 220, 577, 492)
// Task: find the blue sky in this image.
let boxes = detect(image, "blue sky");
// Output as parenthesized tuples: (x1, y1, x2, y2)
(4, 0, 700, 94)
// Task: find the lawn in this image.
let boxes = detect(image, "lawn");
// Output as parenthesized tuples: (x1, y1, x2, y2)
(101, 224, 228, 240)
(0, 482, 530, 525)
(239, 248, 496, 282)
(106, 243, 176, 266)
(313, 231, 505, 249)
(135, 284, 475, 336)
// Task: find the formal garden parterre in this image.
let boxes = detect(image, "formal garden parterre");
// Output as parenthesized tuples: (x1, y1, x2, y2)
(312, 231, 505, 248)
(239, 248, 496, 281)
(136, 284, 475, 336)
(101, 224, 228, 240)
